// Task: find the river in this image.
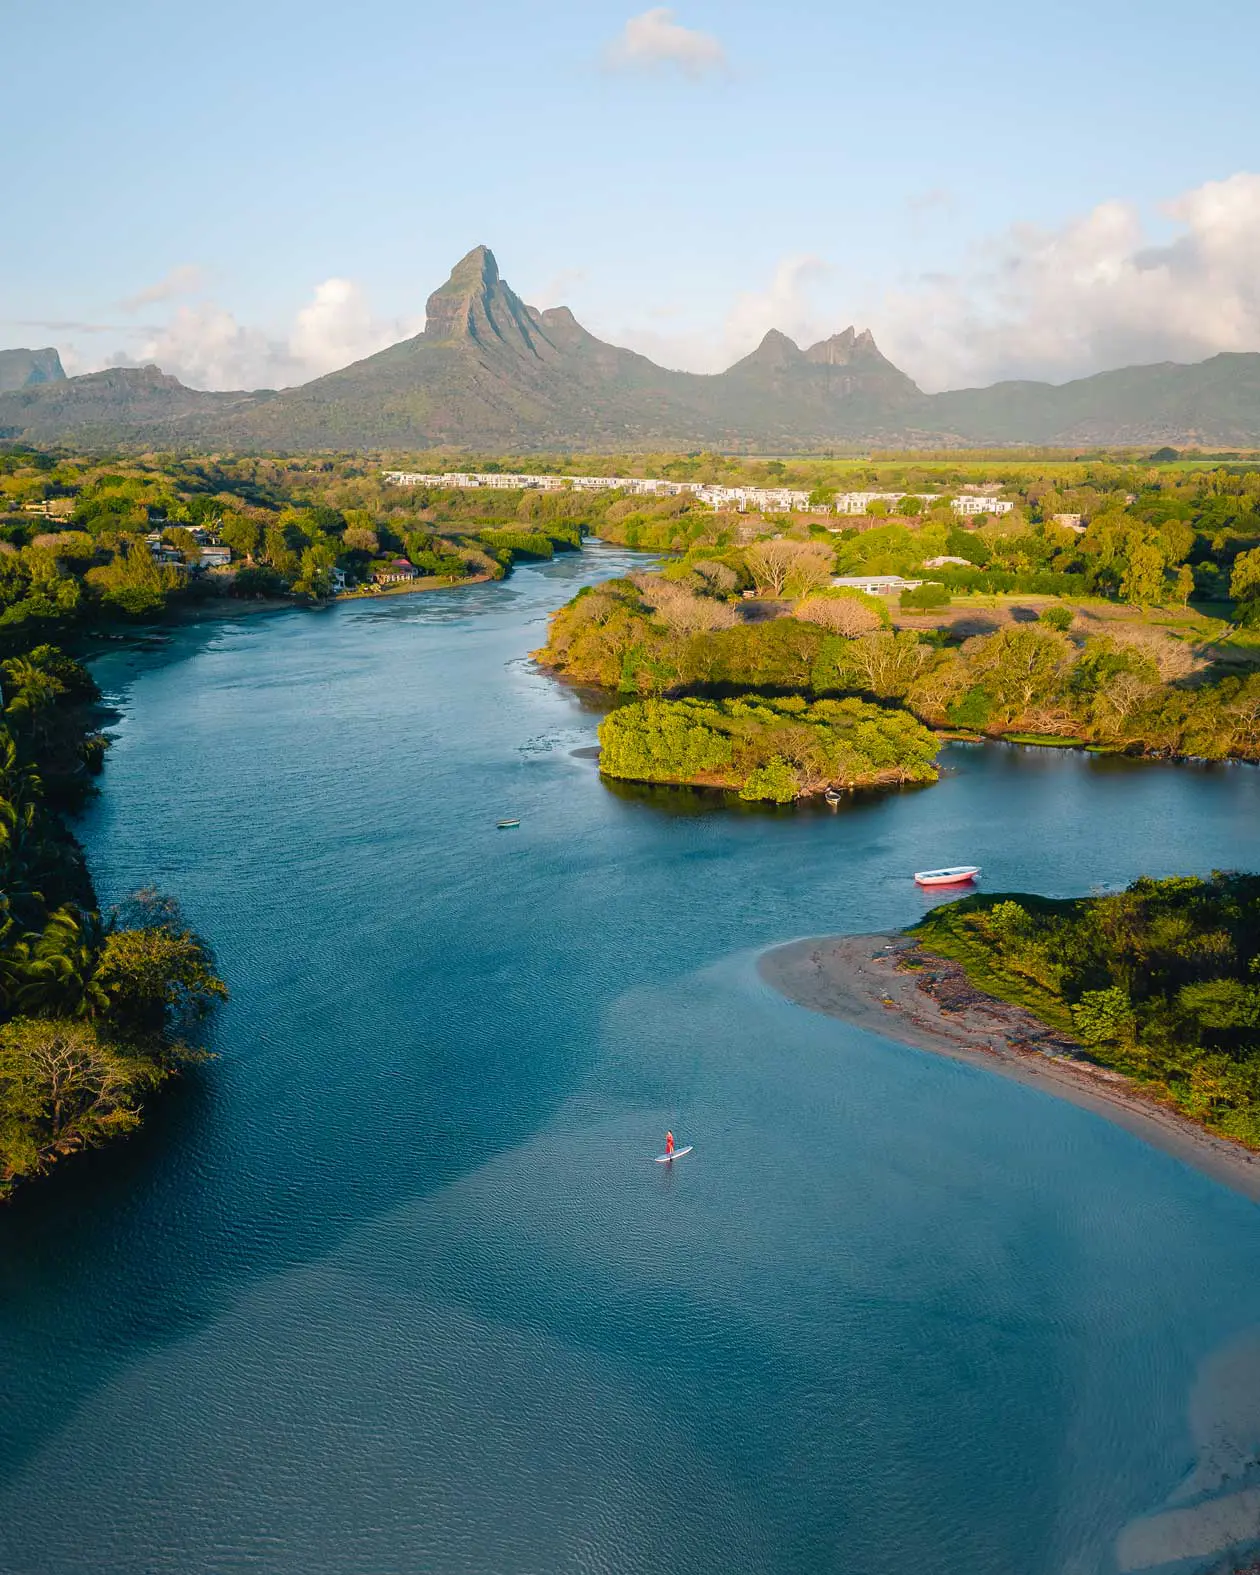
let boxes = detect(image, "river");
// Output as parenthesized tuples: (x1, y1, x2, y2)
(2, 543, 1260, 1575)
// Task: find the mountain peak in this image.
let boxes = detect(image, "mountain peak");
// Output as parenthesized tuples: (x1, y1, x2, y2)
(424, 245, 550, 358)
(0, 346, 67, 394)
(738, 329, 805, 370)
(449, 244, 499, 289)
(806, 327, 879, 366)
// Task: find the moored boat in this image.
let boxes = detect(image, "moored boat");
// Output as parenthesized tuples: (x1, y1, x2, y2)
(914, 865, 980, 887)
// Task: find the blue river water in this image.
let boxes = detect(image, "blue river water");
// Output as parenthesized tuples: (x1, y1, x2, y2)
(3, 543, 1260, 1575)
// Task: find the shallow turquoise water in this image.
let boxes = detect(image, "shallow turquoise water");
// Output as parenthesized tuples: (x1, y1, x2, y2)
(2, 545, 1260, 1574)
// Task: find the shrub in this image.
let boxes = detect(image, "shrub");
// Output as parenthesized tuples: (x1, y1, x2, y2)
(900, 583, 951, 611)
(794, 588, 889, 635)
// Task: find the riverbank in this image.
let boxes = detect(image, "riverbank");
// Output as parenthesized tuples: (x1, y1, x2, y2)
(334, 570, 498, 601)
(759, 931, 1260, 1204)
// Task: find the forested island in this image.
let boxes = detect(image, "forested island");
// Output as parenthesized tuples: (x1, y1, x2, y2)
(601, 696, 939, 800)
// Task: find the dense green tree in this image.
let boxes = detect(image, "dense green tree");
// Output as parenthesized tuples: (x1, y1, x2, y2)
(1121, 541, 1167, 605)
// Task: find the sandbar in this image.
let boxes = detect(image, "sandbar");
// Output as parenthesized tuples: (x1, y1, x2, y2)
(759, 931, 1260, 1205)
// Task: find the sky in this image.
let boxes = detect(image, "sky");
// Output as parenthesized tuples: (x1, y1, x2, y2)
(6, 0, 1260, 394)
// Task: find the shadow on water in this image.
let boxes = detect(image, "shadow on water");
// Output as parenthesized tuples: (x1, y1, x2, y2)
(599, 774, 937, 820)
(0, 553, 647, 1485)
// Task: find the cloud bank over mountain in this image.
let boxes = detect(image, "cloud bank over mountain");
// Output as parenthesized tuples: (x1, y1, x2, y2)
(873, 172, 1260, 391)
(610, 174, 1260, 390)
(94, 279, 423, 391)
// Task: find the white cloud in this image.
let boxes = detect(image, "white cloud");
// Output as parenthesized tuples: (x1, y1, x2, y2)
(115, 305, 297, 390)
(92, 279, 422, 390)
(119, 265, 206, 313)
(869, 172, 1260, 391)
(604, 7, 728, 78)
(612, 254, 832, 372)
(289, 278, 407, 376)
(724, 255, 831, 356)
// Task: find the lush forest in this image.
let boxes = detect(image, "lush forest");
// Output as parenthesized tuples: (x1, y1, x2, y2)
(538, 452, 1260, 782)
(599, 695, 939, 801)
(0, 449, 591, 631)
(588, 455, 1260, 610)
(913, 875, 1260, 1148)
(0, 647, 225, 1196)
(541, 573, 1260, 766)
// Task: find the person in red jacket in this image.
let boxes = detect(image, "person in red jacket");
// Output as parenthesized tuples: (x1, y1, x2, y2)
(665, 1130, 675, 1157)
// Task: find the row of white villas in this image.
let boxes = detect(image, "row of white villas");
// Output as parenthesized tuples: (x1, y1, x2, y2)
(381, 472, 1014, 517)
(382, 470, 812, 512)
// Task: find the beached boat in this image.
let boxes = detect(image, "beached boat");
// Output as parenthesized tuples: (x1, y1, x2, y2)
(914, 865, 980, 887)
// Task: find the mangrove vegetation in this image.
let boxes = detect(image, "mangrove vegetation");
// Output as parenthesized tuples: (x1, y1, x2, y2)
(913, 875, 1260, 1148)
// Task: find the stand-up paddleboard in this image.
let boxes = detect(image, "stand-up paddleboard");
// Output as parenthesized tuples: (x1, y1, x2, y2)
(654, 1145, 693, 1164)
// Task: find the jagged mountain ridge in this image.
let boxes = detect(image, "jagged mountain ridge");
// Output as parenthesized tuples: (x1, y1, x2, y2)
(3, 246, 1260, 450)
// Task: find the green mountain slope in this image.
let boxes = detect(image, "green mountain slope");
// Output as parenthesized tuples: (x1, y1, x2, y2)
(0, 366, 265, 446)
(928, 354, 1260, 446)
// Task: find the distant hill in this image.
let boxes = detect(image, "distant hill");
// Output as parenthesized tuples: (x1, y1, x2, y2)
(4, 249, 1260, 452)
(928, 354, 1260, 447)
(0, 365, 264, 446)
(0, 347, 66, 394)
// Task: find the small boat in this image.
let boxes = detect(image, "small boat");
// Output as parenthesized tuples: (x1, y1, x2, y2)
(496, 818, 521, 830)
(914, 865, 980, 887)
(823, 787, 842, 806)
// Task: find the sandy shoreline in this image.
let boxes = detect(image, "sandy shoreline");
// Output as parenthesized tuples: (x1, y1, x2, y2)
(759, 931, 1260, 1204)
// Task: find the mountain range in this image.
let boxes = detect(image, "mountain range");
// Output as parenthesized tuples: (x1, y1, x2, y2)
(4, 246, 1260, 452)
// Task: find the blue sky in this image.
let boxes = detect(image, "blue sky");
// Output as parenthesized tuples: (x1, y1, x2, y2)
(6, 0, 1260, 391)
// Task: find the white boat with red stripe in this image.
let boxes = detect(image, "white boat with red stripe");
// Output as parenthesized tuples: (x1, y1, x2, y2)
(914, 865, 981, 888)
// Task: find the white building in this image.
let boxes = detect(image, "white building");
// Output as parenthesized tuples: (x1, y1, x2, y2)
(696, 484, 811, 512)
(832, 574, 924, 595)
(952, 495, 1013, 516)
(833, 492, 941, 515)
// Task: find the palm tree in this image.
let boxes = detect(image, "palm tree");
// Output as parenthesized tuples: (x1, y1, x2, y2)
(0, 905, 101, 1018)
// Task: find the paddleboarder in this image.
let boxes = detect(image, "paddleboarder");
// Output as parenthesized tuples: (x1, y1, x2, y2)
(665, 1130, 675, 1158)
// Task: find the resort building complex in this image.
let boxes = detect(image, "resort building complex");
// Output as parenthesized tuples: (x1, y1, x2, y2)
(382, 472, 1015, 517)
